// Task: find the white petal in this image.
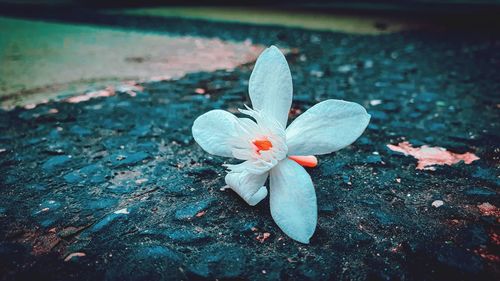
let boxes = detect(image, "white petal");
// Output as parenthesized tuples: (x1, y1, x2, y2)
(270, 159, 317, 244)
(225, 171, 268, 206)
(249, 46, 293, 128)
(224, 159, 275, 175)
(192, 110, 242, 157)
(286, 99, 370, 156)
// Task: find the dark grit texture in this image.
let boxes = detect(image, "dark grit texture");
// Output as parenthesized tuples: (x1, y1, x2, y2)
(0, 8, 500, 281)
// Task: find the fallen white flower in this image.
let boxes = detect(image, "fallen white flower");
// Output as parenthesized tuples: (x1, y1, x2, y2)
(192, 46, 370, 243)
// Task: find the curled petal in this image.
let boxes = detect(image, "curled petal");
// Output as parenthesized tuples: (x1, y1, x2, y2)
(249, 46, 293, 128)
(224, 159, 276, 175)
(270, 159, 317, 244)
(192, 110, 251, 158)
(286, 99, 370, 156)
(225, 171, 268, 206)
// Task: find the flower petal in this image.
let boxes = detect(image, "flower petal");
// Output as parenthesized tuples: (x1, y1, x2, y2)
(225, 171, 268, 206)
(249, 45, 293, 128)
(192, 110, 242, 157)
(288, 155, 318, 168)
(270, 159, 317, 244)
(286, 99, 370, 156)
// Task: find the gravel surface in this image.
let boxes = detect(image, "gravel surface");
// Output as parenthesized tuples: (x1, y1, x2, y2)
(0, 8, 499, 281)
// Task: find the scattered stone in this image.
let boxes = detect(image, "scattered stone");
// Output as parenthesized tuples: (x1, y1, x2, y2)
(337, 64, 352, 73)
(432, 200, 444, 208)
(114, 208, 129, 215)
(342, 175, 352, 185)
(64, 164, 109, 184)
(364, 59, 374, 68)
(63, 171, 81, 183)
(42, 155, 71, 172)
(90, 208, 130, 233)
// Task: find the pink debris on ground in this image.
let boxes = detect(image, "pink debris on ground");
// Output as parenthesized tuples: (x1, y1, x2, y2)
(65, 87, 115, 103)
(256, 232, 271, 243)
(478, 202, 499, 218)
(64, 252, 86, 262)
(387, 141, 479, 170)
(194, 88, 206, 94)
(116, 81, 144, 97)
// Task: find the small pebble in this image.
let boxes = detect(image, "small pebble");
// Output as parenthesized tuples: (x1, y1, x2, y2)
(195, 88, 206, 94)
(432, 200, 444, 208)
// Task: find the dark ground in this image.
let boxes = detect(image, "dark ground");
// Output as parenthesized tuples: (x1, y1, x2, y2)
(0, 7, 500, 281)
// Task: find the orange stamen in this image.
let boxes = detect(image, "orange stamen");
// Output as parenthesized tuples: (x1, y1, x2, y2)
(253, 139, 273, 153)
(289, 155, 318, 168)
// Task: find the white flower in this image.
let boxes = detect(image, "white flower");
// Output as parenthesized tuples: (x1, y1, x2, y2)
(192, 46, 370, 243)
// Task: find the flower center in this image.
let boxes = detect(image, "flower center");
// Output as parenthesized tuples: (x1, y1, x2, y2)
(253, 139, 273, 153)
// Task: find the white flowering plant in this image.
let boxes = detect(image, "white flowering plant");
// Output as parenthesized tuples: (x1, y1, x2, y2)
(192, 46, 370, 243)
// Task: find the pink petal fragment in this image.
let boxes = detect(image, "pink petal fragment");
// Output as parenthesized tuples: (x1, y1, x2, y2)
(64, 252, 86, 262)
(256, 232, 271, 243)
(387, 141, 479, 170)
(65, 87, 115, 103)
